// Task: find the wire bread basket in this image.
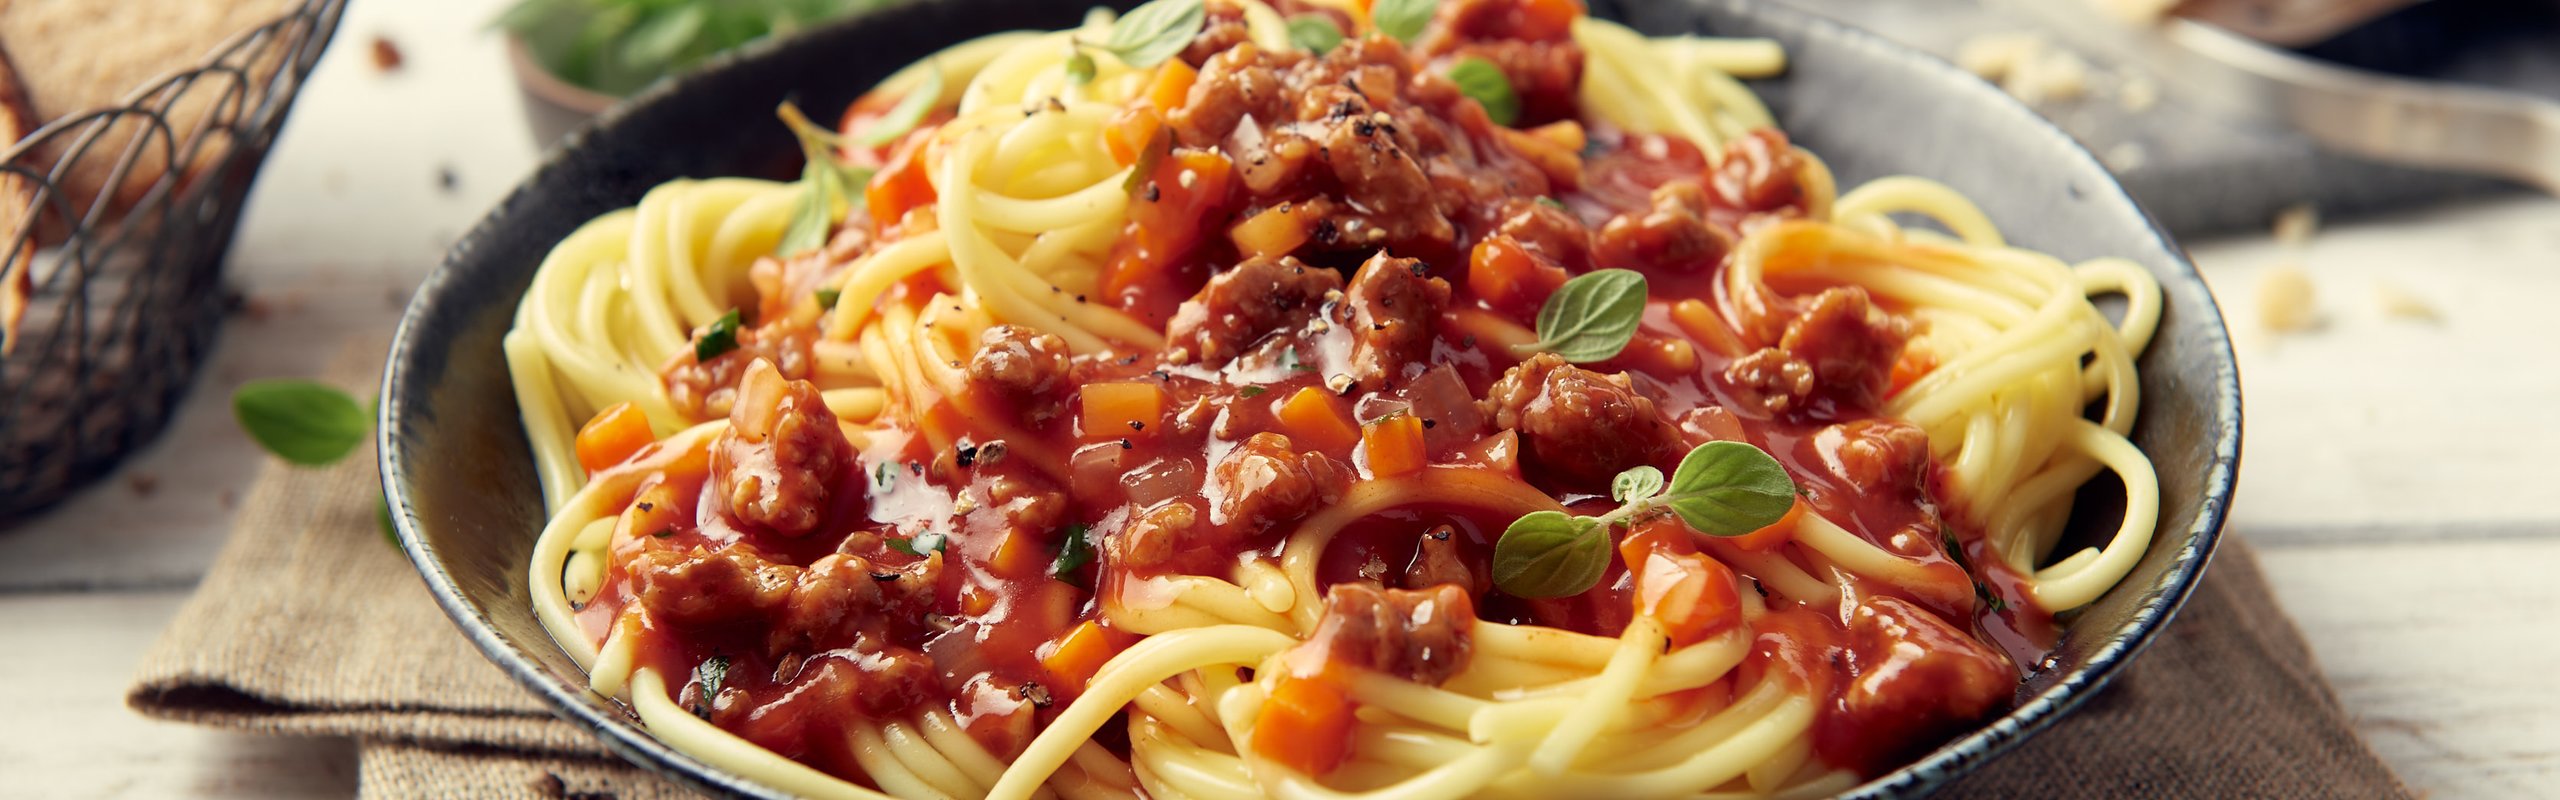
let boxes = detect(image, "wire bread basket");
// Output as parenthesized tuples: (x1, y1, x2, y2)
(0, 0, 348, 522)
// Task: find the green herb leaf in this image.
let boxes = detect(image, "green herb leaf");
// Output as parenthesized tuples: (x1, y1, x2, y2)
(777, 165, 837, 258)
(689, 655, 730, 719)
(872, 461, 897, 491)
(617, 4, 708, 74)
(1612, 466, 1664, 503)
(775, 101, 868, 258)
(1660, 441, 1797, 536)
(694, 308, 744, 362)
(1065, 51, 1099, 85)
(1491, 511, 1608, 598)
(1526, 268, 1647, 363)
(1536, 196, 1566, 210)
(1096, 0, 1206, 69)
(853, 65, 945, 147)
(1447, 57, 1519, 126)
(815, 288, 843, 310)
(233, 379, 371, 466)
(1051, 523, 1096, 584)
(889, 530, 946, 557)
(1287, 14, 1345, 53)
(1123, 125, 1170, 194)
(1370, 0, 1436, 44)
(1238, 386, 1269, 398)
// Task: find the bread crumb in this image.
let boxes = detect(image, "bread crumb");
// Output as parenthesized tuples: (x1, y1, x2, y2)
(2118, 73, 2159, 112)
(2373, 282, 2442, 323)
(2257, 265, 2318, 332)
(2093, 0, 2181, 24)
(1957, 32, 2089, 105)
(2106, 141, 2149, 171)
(2273, 203, 2320, 247)
(370, 35, 404, 72)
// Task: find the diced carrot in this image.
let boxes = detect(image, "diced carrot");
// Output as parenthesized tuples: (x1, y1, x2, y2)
(1726, 497, 1804, 552)
(1039, 620, 1136, 692)
(961, 584, 997, 617)
(1145, 59, 1198, 112)
(1230, 202, 1315, 259)
(1361, 413, 1428, 478)
(616, 476, 692, 545)
(1466, 235, 1569, 317)
(575, 402, 654, 474)
(865, 134, 937, 232)
(1276, 387, 1359, 455)
(1887, 349, 1935, 399)
(1620, 519, 1743, 646)
(1104, 107, 1163, 167)
(1080, 381, 1167, 440)
(990, 528, 1050, 578)
(1253, 673, 1356, 776)
(1515, 0, 1587, 41)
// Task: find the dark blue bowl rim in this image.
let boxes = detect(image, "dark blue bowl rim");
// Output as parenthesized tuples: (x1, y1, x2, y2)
(380, 1, 2243, 797)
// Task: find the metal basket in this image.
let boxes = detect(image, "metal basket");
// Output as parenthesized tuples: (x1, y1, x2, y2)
(0, 0, 348, 523)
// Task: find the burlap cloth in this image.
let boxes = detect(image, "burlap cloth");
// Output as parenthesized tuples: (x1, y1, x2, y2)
(126, 343, 2411, 798)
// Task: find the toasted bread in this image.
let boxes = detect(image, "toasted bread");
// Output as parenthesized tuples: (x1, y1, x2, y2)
(0, 0, 299, 242)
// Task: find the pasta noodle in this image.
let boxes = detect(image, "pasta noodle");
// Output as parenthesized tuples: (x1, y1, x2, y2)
(507, 2, 2164, 798)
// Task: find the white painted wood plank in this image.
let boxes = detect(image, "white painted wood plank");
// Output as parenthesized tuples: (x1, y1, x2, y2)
(2185, 198, 2560, 538)
(0, 591, 355, 799)
(2256, 536, 2560, 798)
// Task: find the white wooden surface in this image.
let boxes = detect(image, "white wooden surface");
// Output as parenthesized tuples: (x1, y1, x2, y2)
(1, 1, 2555, 798)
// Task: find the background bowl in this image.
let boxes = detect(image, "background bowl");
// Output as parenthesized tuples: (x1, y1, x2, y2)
(382, 0, 2243, 796)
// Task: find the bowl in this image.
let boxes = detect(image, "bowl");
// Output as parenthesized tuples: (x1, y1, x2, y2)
(381, 0, 2243, 796)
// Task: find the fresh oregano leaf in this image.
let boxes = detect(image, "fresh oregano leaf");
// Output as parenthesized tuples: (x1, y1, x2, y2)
(1526, 268, 1647, 363)
(1490, 510, 1608, 598)
(852, 65, 945, 147)
(1096, 0, 1205, 69)
(1447, 57, 1519, 126)
(889, 530, 946, 557)
(233, 379, 371, 466)
(814, 288, 842, 310)
(1612, 465, 1664, 504)
(617, 4, 707, 75)
(1286, 14, 1345, 53)
(1050, 523, 1096, 584)
(693, 308, 744, 362)
(1661, 441, 1798, 536)
(1369, 0, 1435, 44)
(689, 655, 730, 719)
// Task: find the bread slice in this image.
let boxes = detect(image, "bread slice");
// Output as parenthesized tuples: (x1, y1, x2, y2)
(0, 0, 299, 242)
(0, 41, 33, 356)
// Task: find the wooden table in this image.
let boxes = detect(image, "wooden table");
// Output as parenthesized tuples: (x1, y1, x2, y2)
(3, 1, 2554, 797)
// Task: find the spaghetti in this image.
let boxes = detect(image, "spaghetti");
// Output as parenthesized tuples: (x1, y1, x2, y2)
(507, 1, 2164, 797)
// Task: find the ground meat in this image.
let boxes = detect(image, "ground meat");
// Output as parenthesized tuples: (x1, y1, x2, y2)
(663, 322, 817, 422)
(1164, 33, 1557, 265)
(1170, 44, 1295, 149)
(1725, 287, 1911, 417)
(710, 643, 938, 755)
(1816, 418, 1933, 499)
(1403, 524, 1487, 596)
(1322, 108, 1454, 251)
(1310, 582, 1477, 685)
(1166, 255, 1342, 365)
(1479, 353, 1683, 490)
(630, 546, 939, 657)
(1179, 2, 1259, 69)
(1493, 196, 1591, 267)
(1344, 252, 1450, 387)
(1210, 431, 1349, 529)
(1833, 595, 2013, 772)
(1416, 0, 1585, 125)
(1710, 129, 1808, 217)
(1595, 179, 1734, 273)
(710, 361, 854, 537)
(1115, 500, 1201, 571)
(966, 325, 1070, 404)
